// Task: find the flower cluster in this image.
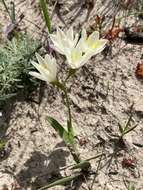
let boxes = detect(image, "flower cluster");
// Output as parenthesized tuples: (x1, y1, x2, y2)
(29, 27, 108, 83)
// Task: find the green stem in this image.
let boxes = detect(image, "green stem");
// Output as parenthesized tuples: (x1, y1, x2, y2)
(53, 80, 73, 134)
(39, 0, 51, 33)
(64, 69, 77, 84)
(53, 80, 81, 163)
(63, 87, 82, 163)
(64, 86, 72, 133)
(68, 144, 81, 163)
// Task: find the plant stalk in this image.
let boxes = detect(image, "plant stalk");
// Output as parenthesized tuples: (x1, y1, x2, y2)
(54, 80, 81, 163)
(64, 86, 72, 133)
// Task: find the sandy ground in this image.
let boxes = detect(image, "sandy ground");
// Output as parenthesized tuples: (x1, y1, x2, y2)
(0, 0, 143, 189)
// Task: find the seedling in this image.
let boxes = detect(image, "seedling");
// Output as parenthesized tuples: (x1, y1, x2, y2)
(118, 112, 138, 139)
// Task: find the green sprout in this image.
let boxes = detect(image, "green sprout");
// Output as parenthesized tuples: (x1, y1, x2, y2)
(118, 113, 138, 139)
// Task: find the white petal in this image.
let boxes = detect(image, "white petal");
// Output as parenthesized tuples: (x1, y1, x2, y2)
(51, 44, 65, 55)
(35, 53, 45, 65)
(57, 27, 66, 42)
(76, 52, 92, 68)
(87, 31, 99, 43)
(50, 27, 79, 55)
(29, 71, 46, 81)
(66, 47, 83, 69)
(89, 39, 107, 55)
(31, 61, 42, 72)
(67, 27, 74, 41)
(77, 29, 87, 52)
(73, 33, 79, 47)
(45, 55, 57, 77)
(31, 60, 51, 81)
(81, 29, 87, 41)
(50, 36, 65, 54)
(44, 54, 51, 63)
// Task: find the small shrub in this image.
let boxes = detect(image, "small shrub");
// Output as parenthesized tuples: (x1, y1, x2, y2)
(0, 34, 41, 106)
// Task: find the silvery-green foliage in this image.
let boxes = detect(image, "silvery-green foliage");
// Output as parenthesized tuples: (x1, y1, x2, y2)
(0, 34, 40, 105)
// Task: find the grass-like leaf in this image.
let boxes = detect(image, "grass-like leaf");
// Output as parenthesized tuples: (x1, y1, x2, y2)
(47, 116, 73, 145)
(10, 1, 16, 23)
(39, 0, 51, 33)
(67, 120, 74, 143)
(38, 174, 80, 190)
(71, 160, 90, 170)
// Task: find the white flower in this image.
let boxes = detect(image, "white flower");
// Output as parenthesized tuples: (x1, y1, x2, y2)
(50, 27, 79, 55)
(29, 53, 57, 83)
(79, 29, 108, 55)
(50, 27, 108, 69)
(65, 30, 108, 69)
(65, 42, 94, 69)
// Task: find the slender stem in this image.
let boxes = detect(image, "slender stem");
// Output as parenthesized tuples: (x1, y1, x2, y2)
(54, 80, 73, 134)
(68, 145, 81, 163)
(64, 88, 82, 163)
(64, 86, 72, 133)
(53, 80, 81, 163)
(64, 69, 77, 85)
(63, 69, 77, 134)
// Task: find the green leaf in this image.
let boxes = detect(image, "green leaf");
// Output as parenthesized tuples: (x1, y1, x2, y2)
(67, 120, 74, 144)
(47, 116, 73, 145)
(10, 1, 16, 24)
(38, 174, 80, 190)
(39, 0, 51, 33)
(71, 160, 91, 170)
